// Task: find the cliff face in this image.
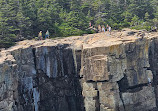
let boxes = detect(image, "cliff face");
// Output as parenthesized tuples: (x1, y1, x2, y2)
(0, 29, 158, 111)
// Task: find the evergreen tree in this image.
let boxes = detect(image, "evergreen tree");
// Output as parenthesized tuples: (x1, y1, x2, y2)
(145, 12, 150, 22)
(0, 0, 158, 48)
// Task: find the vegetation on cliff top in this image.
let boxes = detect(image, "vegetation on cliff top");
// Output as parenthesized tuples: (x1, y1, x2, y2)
(0, 0, 158, 48)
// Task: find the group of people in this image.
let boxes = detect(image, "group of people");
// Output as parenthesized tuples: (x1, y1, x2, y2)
(38, 30, 49, 40)
(38, 23, 112, 40)
(98, 24, 112, 34)
(89, 22, 112, 34)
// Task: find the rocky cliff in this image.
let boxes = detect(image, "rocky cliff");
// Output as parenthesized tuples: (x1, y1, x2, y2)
(0, 29, 158, 111)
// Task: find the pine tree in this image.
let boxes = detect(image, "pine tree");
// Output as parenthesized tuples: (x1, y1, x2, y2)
(145, 12, 150, 22)
(131, 15, 139, 26)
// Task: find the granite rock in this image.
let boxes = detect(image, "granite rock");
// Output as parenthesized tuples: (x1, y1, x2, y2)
(0, 29, 157, 111)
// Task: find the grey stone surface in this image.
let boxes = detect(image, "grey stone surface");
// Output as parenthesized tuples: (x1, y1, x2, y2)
(0, 30, 157, 111)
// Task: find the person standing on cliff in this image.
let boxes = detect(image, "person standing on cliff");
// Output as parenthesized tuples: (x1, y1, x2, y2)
(98, 25, 102, 33)
(108, 26, 111, 35)
(45, 30, 50, 39)
(102, 25, 105, 32)
(38, 31, 43, 40)
(89, 21, 92, 27)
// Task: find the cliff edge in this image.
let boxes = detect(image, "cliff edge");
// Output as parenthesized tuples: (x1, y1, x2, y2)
(0, 29, 158, 111)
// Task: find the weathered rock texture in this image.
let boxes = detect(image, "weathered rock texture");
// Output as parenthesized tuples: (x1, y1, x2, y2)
(0, 29, 158, 111)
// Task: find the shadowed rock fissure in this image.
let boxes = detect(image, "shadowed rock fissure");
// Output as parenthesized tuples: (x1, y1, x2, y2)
(118, 92, 126, 111)
(87, 80, 108, 83)
(117, 75, 127, 111)
(31, 45, 85, 111)
(149, 39, 158, 108)
(118, 75, 148, 93)
(117, 75, 149, 111)
(93, 82, 100, 111)
(32, 48, 37, 70)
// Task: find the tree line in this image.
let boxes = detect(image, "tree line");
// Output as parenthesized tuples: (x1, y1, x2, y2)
(0, 0, 158, 48)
